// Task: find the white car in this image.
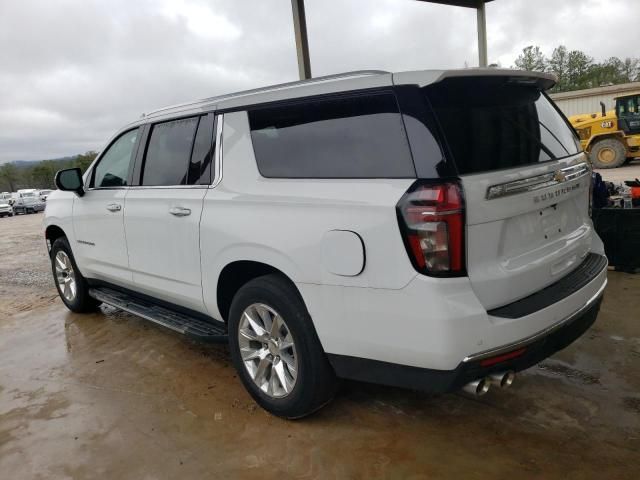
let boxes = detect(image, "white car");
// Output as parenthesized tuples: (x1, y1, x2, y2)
(0, 201, 13, 217)
(39, 189, 53, 202)
(44, 69, 607, 418)
(14, 189, 45, 214)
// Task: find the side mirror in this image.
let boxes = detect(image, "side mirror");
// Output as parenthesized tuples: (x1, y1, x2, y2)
(55, 168, 85, 197)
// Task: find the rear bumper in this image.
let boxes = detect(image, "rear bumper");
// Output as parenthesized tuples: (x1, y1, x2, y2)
(328, 287, 604, 393)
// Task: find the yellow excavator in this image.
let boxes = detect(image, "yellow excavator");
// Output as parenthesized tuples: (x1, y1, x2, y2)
(569, 92, 640, 168)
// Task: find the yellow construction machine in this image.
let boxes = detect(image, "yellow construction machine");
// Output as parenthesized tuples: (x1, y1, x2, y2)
(569, 92, 640, 168)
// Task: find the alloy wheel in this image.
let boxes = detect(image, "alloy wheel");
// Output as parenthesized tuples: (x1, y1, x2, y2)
(55, 251, 77, 302)
(237, 303, 298, 398)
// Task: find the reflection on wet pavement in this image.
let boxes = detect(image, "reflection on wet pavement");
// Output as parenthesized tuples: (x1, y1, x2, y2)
(0, 216, 639, 479)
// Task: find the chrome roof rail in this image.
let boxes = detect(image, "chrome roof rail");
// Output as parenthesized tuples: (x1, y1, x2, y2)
(141, 70, 390, 118)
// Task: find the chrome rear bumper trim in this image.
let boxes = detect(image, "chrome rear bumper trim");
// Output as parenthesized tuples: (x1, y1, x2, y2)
(462, 277, 607, 363)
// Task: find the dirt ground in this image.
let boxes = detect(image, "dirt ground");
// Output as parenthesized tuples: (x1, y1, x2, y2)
(0, 213, 639, 479)
(595, 157, 640, 183)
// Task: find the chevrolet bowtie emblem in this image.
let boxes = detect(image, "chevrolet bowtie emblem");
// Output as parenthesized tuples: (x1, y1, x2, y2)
(554, 170, 567, 183)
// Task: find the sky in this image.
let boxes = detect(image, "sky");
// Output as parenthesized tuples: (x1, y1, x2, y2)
(0, 0, 638, 163)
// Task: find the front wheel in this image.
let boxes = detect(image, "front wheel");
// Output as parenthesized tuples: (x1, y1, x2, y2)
(50, 237, 101, 313)
(590, 138, 627, 169)
(228, 274, 337, 419)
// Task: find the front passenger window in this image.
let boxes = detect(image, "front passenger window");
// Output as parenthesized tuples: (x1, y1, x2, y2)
(92, 128, 139, 188)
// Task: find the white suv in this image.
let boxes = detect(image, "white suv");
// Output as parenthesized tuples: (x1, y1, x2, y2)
(44, 69, 607, 418)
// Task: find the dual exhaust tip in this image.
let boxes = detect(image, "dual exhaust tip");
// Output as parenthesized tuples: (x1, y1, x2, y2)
(462, 371, 515, 396)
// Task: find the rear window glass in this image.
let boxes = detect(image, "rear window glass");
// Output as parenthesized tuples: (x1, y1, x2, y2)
(142, 117, 198, 186)
(248, 93, 415, 178)
(425, 78, 580, 175)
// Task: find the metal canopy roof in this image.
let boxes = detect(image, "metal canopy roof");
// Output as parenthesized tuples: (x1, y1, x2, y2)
(290, 0, 496, 80)
(415, 0, 494, 7)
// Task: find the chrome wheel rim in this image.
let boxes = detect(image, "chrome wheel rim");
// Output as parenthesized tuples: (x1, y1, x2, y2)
(237, 303, 298, 398)
(55, 251, 77, 302)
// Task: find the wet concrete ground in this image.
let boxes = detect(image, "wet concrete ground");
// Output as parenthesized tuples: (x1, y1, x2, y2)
(1, 214, 639, 479)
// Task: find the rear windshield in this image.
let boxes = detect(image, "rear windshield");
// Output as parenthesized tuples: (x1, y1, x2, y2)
(425, 78, 581, 175)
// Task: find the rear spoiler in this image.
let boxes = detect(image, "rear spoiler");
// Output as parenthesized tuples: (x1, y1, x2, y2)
(393, 68, 557, 91)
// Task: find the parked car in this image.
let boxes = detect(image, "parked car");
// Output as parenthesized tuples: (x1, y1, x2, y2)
(13, 189, 45, 214)
(44, 69, 608, 418)
(0, 192, 13, 206)
(0, 201, 13, 217)
(39, 189, 53, 202)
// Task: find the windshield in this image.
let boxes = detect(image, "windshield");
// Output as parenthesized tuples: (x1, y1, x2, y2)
(425, 77, 581, 175)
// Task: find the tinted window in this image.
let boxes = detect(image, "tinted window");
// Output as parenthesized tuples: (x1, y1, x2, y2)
(93, 128, 138, 187)
(426, 78, 581, 174)
(188, 114, 215, 185)
(142, 117, 198, 186)
(248, 93, 415, 178)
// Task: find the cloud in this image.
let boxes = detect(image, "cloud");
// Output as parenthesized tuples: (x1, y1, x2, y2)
(0, 0, 637, 162)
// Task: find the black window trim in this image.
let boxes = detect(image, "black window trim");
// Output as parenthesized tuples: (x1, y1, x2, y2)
(190, 112, 217, 186)
(88, 126, 143, 190)
(246, 88, 419, 180)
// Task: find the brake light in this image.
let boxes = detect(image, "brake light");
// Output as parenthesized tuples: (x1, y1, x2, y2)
(396, 181, 465, 276)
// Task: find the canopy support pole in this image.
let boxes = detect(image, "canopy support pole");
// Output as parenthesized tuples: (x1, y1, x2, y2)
(291, 0, 312, 79)
(476, 1, 488, 67)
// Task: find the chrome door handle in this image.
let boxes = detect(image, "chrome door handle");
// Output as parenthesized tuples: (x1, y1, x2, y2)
(169, 206, 191, 217)
(106, 203, 121, 212)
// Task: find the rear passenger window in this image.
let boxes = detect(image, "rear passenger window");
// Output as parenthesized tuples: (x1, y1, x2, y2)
(248, 93, 415, 178)
(142, 117, 199, 186)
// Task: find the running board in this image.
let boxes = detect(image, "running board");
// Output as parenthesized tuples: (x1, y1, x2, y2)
(89, 287, 228, 343)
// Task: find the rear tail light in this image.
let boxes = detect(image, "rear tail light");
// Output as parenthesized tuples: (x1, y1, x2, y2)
(396, 180, 466, 276)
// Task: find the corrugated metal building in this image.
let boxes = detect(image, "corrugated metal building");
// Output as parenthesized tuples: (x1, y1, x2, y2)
(550, 82, 640, 117)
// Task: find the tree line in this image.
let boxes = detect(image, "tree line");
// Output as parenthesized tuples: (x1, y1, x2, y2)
(513, 45, 640, 93)
(0, 151, 97, 192)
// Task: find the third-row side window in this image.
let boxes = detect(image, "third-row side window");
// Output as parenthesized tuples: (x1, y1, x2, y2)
(248, 92, 416, 178)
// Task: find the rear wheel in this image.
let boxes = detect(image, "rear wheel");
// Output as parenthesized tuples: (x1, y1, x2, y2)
(50, 237, 101, 313)
(228, 274, 337, 418)
(590, 138, 627, 169)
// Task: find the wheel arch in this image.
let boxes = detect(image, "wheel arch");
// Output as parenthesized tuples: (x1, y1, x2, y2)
(216, 260, 306, 323)
(45, 224, 67, 254)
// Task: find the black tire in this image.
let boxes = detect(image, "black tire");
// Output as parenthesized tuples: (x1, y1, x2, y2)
(50, 237, 101, 313)
(590, 138, 627, 169)
(228, 274, 337, 419)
